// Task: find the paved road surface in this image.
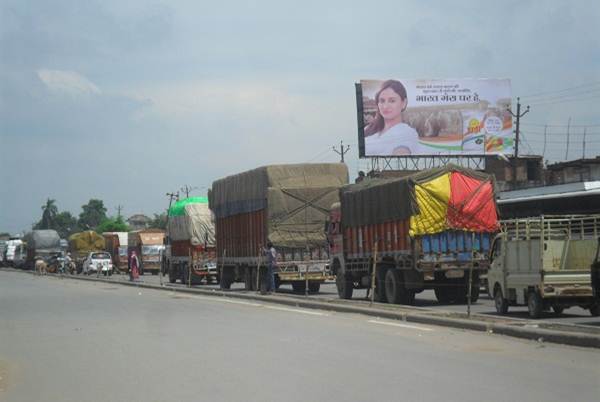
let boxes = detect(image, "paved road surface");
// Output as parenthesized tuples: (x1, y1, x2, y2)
(1, 270, 599, 402)
(121, 272, 600, 327)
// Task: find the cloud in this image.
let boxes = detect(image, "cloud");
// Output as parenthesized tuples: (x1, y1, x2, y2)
(37, 69, 101, 96)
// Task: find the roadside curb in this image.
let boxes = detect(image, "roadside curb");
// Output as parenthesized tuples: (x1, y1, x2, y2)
(11, 270, 600, 349)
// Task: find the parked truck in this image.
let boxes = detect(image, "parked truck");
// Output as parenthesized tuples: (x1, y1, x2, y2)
(128, 229, 165, 275)
(69, 231, 106, 273)
(488, 215, 600, 318)
(328, 165, 498, 304)
(165, 197, 216, 285)
(103, 232, 128, 272)
(209, 163, 349, 292)
(22, 230, 62, 270)
(5, 239, 25, 268)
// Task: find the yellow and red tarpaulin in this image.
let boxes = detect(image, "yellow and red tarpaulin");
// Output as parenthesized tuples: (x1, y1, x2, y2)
(409, 171, 498, 236)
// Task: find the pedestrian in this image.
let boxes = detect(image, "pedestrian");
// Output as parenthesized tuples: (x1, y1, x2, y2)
(129, 251, 140, 282)
(262, 241, 277, 294)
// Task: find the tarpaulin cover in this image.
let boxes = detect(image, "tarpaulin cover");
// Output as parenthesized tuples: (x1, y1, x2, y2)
(209, 163, 348, 218)
(69, 231, 105, 253)
(209, 163, 349, 248)
(340, 164, 498, 235)
(168, 197, 215, 246)
(23, 230, 61, 251)
(128, 229, 165, 247)
(447, 173, 498, 232)
(409, 173, 451, 236)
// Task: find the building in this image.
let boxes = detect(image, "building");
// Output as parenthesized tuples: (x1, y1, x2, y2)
(546, 157, 600, 185)
(127, 214, 151, 231)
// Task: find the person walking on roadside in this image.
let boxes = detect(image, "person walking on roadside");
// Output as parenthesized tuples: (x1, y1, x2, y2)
(129, 251, 140, 281)
(263, 241, 277, 294)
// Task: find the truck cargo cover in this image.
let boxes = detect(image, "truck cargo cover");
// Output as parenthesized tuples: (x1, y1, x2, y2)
(23, 230, 61, 251)
(340, 165, 498, 235)
(210, 163, 349, 248)
(168, 197, 215, 246)
(68, 231, 105, 252)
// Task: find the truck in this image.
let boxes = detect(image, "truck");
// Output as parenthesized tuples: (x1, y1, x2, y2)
(209, 163, 349, 293)
(103, 232, 128, 272)
(328, 165, 498, 304)
(5, 239, 25, 268)
(165, 196, 216, 285)
(69, 231, 106, 273)
(128, 229, 165, 275)
(22, 230, 62, 270)
(488, 215, 600, 318)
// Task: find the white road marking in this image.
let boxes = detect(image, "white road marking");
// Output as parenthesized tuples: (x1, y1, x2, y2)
(185, 294, 263, 307)
(265, 306, 330, 316)
(367, 319, 434, 332)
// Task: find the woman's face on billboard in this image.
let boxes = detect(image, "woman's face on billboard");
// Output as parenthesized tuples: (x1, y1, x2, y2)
(377, 87, 406, 121)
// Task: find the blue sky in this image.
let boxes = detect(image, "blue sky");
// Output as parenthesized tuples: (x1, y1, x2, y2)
(1, 0, 600, 234)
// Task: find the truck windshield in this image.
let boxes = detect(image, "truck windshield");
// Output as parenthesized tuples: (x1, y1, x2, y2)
(142, 245, 164, 255)
(118, 247, 128, 257)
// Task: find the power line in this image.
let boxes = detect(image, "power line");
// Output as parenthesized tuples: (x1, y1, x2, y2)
(528, 94, 600, 107)
(520, 81, 600, 99)
(521, 122, 600, 128)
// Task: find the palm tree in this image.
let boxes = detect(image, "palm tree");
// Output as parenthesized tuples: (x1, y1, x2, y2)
(41, 198, 58, 229)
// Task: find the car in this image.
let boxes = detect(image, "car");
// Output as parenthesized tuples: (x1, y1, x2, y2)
(82, 251, 113, 276)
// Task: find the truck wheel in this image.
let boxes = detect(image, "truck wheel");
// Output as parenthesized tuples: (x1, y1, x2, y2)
(527, 290, 543, 319)
(552, 305, 564, 315)
(494, 285, 509, 314)
(590, 304, 600, 317)
(168, 271, 176, 284)
(434, 286, 451, 304)
(384, 269, 403, 304)
(308, 282, 321, 293)
(374, 267, 387, 303)
(244, 268, 253, 291)
(470, 282, 480, 303)
(292, 282, 306, 293)
(336, 271, 353, 299)
(220, 267, 233, 290)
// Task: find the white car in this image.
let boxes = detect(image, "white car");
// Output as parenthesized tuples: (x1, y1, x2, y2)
(82, 252, 113, 275)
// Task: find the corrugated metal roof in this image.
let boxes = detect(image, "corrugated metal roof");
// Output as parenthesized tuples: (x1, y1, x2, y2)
(498, 181, 600, 204)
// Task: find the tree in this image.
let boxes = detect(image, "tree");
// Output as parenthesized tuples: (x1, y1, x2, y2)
(78, 199, 108, 230)
(40, 198, 58, 229)
(96, 216, 130, 233)
(53, 212, 79, 238)
(149, 213, 167, 230)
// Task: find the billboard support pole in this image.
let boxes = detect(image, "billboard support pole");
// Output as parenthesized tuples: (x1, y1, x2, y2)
(508, 97, 530, 185)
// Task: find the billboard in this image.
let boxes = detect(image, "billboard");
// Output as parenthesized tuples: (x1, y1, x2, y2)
(356, 79, 513, 157)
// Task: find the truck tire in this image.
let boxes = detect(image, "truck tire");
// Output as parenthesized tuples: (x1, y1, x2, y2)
(552, 305, 564, 315)
(494, 285, 509, 314)
(220, 266, 233, 290)
(168, 270, 176, 284)
(308, 282, 321, 293)
(527, 290, 543, 319)
(590, 304, 600, 317)
(434, 286, 451, 304)
(385, 269, 403, 304)
(374, 267, 387, 303)
(292, 282, 306, 293)
(336, 271, 353, 299)
(244, 268, 253, 291)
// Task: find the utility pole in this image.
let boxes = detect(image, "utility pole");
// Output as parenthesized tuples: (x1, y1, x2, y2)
(582, 127, 587, 160)
(332, 140, 350, 163)
(162, 191, 180, 286)
(508, 97, 530, 158)
(180, 185, 197, 198)
(115, 205, 123, 219)
(507, 97, 530, 186)
(542, 125, 547, 158)
(565, 117, 571, 160)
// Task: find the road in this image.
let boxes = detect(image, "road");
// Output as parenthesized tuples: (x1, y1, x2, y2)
(1, 270, 599, 402)
(122, 272, 600, 327)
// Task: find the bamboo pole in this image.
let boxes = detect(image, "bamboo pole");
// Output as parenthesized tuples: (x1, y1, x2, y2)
(370, 239, 378, 306)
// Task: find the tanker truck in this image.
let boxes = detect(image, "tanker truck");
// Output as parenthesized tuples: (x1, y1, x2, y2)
(327, 165, 498, 304)
(209, 163, 349, 293)
(22, 230, 62, 270)
(165, 196, 216, 285)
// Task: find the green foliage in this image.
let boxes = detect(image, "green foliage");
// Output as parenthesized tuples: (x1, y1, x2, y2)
(78, 199, 108, 230)
(96, 216, 130, 233)
(149, 213, 167, 230)
(53, 212, 78, 238)
(40, 198, 58, 229)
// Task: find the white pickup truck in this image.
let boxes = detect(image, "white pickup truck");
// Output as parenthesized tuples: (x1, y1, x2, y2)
(488, 215, 600, 318)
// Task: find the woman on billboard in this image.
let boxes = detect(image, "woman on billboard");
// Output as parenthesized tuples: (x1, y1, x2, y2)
(364, 80, 421, 155)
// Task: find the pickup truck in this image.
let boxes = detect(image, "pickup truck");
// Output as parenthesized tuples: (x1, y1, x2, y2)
(488, 215, 600, 318)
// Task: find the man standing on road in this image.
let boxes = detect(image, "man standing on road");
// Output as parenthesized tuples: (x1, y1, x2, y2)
(263, 242, 277, 294)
